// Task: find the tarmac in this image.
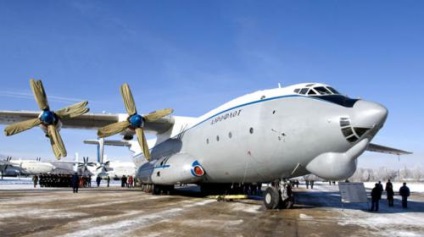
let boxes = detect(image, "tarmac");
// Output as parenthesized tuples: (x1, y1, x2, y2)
(1, 181, 424, 237)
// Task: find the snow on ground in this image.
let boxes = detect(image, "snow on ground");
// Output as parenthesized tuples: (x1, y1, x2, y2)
(298, 181, 424, 237)
(2, 178, 424, 237)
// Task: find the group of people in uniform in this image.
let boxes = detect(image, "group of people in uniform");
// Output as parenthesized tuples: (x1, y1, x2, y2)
(370, 180, 411, 211)
(32, 173, 93, 188)
(32, 173, 114, 191)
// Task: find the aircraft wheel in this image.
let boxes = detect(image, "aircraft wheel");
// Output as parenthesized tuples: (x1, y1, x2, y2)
(264, 187, 280, 209)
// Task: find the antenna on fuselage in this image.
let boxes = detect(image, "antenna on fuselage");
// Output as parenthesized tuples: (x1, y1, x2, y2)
(278, 83, 282, 88)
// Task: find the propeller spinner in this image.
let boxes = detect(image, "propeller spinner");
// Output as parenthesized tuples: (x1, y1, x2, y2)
(97, 83, 173, 161)
(3, 79, 90, 159)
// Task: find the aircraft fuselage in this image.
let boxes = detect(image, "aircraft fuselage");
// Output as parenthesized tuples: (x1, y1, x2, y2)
(137, 84, 388, 185)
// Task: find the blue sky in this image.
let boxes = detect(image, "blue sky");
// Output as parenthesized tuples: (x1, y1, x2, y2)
(0, 1, 422, 169)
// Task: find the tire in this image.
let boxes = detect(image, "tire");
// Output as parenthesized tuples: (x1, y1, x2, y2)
(264, 187, 280, 209)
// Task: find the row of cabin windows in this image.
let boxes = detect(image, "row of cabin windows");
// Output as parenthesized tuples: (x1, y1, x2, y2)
(206, 127, 254, 144)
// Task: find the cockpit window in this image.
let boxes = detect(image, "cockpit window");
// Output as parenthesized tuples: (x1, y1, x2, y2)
(294, 86, 340, 96)
(307, 89, 317, 95)
(299, 88, 309, 94)
(314, 87, 331, 95)
(293, 85, 357, 107)
(326, 87, 340, 95)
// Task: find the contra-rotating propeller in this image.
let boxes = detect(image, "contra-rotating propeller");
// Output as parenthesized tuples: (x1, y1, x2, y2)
(97, 83, 173, 161)
(78, 156, 96, 173)
(97, 160, 111, 173)
(4, 79, 89, 159)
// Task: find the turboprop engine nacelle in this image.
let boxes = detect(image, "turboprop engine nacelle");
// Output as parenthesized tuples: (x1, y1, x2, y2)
(137, 153, 205, 185)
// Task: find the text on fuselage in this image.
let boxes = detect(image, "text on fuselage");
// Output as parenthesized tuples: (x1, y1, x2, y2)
(210, 109, 242, 125)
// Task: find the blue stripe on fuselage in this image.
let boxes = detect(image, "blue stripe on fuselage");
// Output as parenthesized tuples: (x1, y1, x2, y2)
(187, 94, 347, 131)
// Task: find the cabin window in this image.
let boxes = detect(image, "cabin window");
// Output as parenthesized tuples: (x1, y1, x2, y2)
(206, 138, 209, 144)
(216, 135, 220, 141)
(228, 132, 232, 138)
(249, 127, 254, 134)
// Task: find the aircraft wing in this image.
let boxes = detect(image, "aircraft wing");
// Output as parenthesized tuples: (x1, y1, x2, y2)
(366, 143, 412, 155)
(84, 139, 132, 147)
(0, 111, 175, 134)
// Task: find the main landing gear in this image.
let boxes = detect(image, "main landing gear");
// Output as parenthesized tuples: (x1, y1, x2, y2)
(140, 183, 174, 195)
(263, 180, 294, 210)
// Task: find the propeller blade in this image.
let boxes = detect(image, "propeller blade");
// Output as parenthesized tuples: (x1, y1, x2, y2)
(120, 83, 137, 115)
(4, 118, 42, 136)
(97, 121, 130, 138)
(135, 128, 150, 161)
(30, 79, 49, 110)
(144, 108, 174, 122)
(51, 142, 62, 159)
(47, 125, 67, 159)
(55, 101, 89, 119)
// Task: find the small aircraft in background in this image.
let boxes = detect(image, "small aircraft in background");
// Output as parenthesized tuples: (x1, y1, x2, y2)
(83, 138, 137, 180)
(0, 156, 56, 176)
(0, 79, 411, 209)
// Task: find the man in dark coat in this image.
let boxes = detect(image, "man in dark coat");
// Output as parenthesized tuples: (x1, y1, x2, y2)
(96, 176, 101, 187)
(370, 183, 381, 212)
(385, 180, 394, 207)
(71, 172, 79, 193)
(399, 182, 410, 208)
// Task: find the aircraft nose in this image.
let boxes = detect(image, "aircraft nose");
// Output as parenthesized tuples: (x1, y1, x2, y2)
(352, 100, 388, 129)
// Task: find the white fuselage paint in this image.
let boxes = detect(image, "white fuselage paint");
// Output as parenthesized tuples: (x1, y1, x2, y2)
(10, 160, 55, 175)
(137, 84, 387, 184)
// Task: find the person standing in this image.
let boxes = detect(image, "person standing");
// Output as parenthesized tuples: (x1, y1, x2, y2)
(88, 175, 92, 187)
(96, 176, 101, 187)
(385, 180, 394, 207)
(399, 182, 410, 208)
(128, 175, 133, 188)
(71, 172, 79, 193)
(377, 181, 384, 196)
(121, 175, 127, 188)
(106, 176, 110, 187)
(370, 183, 381, 212)
(32, 175, 39, 188)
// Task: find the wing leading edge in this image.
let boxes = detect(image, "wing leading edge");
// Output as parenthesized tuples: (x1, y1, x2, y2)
(0, 111, 175, 134)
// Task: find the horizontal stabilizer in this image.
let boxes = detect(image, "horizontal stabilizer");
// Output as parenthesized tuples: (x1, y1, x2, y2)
(366, 143, 412, 155)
